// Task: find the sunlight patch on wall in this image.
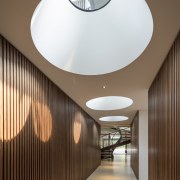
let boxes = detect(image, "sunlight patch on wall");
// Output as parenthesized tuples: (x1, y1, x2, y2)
(0, 84, 31, 141)
(32, 101, 52, 142)
(73, 112, 84, 144)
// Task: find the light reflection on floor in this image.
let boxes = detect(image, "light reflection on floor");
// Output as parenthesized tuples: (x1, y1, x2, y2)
(87, 155, 137, 180)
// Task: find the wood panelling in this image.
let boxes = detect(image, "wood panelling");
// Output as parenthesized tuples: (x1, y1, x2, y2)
(149, 32, 180, 180)
(0, 35, 101, 180)
(131, 111, 139, 179)
(0, 36, 3, 180)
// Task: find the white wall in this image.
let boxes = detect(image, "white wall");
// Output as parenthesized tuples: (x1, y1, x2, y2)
(139, 110, 148, 180)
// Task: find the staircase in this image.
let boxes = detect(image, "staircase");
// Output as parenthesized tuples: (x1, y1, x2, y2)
(101, 128, 131, 159)
(71, 0, 92, 10)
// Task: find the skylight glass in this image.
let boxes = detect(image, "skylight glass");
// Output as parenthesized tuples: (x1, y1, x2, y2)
(86, 96, 133, 110)
(69, 0, 111, 12)
(99, 116, 128, 122)
(31, 0, 153, 75)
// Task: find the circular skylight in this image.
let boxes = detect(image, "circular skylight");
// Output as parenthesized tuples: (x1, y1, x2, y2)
(86, 96, 133, 110)
(69, 0, 111, 12)
(31, 0, 153, 75)
(99, 116, 128, 122)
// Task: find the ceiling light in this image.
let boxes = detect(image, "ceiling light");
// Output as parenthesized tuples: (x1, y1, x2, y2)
(103, 85, 106, 89)
(99, 116, 128, 122)
(31, 0, 153, 75)
(86, 96, 133, 110)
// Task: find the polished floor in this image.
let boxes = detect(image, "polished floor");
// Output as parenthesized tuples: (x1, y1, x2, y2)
(87, 155, 137, 180)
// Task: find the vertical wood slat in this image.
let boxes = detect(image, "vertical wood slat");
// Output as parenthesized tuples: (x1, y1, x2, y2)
(16, 49, 19, 180)
(131, 111, 139, 179)
(177, 36, 179, 179)
(3, 39, 7, 180)
(0, 35, 101, 180)
(0, 36, 3, 180)
(149, 32, 180, 180)
(10, 42, 14, 180)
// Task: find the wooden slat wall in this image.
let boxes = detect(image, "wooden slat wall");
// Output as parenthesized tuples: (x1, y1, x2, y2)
(131, 111, 139, 179)
(0, 35, 101, 180)
(149, 32, 180, 180)
(0, 36, 3, 180)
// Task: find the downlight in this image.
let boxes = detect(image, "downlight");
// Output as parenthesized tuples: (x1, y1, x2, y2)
(99, 116, 128, 122)
(31, 0, 153, 75)
(86, 96, 133, 110)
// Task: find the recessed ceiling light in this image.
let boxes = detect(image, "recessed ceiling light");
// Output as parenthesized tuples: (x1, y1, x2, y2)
(99, 116, 128, 122)
(103, 85, 106, 89)
(31, 0, 153, 75)
(86, 96, 133, 110)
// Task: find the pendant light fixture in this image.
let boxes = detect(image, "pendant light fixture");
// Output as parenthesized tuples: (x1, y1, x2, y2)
(31, 0, 153, 75)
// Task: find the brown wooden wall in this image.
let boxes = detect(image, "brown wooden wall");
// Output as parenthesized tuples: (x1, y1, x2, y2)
(0, 35, 101, 180)
(149, 32, 180, 180)
(131, 111, 139, 179)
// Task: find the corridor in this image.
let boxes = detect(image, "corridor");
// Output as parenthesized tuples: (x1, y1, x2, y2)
(87, 155, 137, 180)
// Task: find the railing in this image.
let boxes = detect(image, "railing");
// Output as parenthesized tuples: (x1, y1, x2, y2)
(100, 127, 131, 159)
(101, 133, 120, 148)
(71, 0, 94, 10)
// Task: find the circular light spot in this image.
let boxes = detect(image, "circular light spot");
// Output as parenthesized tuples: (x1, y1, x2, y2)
(99, 116, 128, 122)
(0, 84, 31, 141)
(32, 101, 52, 142)
(31, 0, 153, 75)
(73, 112, 83, 144)
(86, 96, 133, 110)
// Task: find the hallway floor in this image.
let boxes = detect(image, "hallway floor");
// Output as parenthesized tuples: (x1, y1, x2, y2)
(87, 155, 137, 180)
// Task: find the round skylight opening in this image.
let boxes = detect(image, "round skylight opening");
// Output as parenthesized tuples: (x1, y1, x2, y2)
(86, 96, 133, 110)
(99, 116, 128, 122)
(31, 0, 153, 75)
(69, 0, 111, 12)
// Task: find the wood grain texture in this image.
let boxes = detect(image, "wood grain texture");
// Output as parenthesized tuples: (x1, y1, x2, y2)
(149, 32, 180, 180)
(131, 111, 139, 180)
(0, 36, 3, 180)
(0, 35, 101, 180)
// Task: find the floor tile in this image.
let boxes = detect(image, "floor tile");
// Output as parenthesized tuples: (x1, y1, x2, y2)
(87, 155, 137, 180)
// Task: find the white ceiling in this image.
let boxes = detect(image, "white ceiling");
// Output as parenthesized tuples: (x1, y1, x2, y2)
(0, 0, 180, 126)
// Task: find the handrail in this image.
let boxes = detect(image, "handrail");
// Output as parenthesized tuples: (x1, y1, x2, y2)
(101, 139, 131, 151)
(101, 127, 131, 159)
(101, 128, 131, 150)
